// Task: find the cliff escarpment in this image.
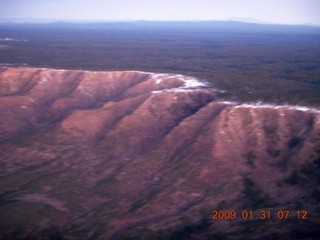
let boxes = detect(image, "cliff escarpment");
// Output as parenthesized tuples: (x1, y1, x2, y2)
(0, 67, 319, 239)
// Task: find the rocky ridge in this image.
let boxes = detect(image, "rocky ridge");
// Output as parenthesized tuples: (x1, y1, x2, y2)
(0, 67, 319, 239)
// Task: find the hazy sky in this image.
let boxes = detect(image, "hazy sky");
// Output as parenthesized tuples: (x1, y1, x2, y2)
(1, 0, 320, 25)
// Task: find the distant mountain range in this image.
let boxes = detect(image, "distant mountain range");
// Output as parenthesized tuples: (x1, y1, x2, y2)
(0, 18, 318, 27)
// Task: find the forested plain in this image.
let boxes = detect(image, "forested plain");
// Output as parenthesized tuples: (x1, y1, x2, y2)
(0, 21, 319, 106)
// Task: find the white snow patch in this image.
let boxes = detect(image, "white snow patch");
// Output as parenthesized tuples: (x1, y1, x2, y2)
(150, 73, 212, 93)
(233, 103, 320, 113)
(219, 101, 238, 105)
(0, 38, 28, 42)
(0, 38, 15, 41)
(126, 70, 151, 75)
(152, 88, 211, 94)
(183, 77, 208, 88)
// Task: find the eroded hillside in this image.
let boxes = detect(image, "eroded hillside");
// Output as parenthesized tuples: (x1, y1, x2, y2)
(0, 67, 319, 239)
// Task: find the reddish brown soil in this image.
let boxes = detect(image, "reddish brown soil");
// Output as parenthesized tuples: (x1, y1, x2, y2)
(0, 67, 319, 239)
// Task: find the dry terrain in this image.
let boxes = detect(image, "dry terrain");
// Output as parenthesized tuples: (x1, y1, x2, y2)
(0, 67, 319, 239)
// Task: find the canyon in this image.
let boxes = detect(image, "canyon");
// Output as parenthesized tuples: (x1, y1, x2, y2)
(0, 67, 319, 239)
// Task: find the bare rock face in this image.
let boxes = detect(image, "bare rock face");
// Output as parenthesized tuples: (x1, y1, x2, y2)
(0, 67, 319, 239)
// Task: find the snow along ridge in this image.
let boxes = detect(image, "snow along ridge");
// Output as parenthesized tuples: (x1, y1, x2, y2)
(2, 66, 319, 114)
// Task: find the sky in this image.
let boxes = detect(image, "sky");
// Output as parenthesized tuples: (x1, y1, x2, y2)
(1, 0, 320, 25)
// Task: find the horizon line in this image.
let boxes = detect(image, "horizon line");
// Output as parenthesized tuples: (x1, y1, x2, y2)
(0, 18, 319, 27)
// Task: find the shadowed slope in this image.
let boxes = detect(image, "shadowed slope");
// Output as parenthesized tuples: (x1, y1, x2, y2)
(0, 67, 319, 239)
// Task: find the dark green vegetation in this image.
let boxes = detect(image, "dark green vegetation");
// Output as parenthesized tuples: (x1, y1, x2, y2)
(0, 21, 319, 106)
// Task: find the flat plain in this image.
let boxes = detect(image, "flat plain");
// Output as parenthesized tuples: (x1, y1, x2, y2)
(0, 21, 319, 106)
(1, 22, 320, 239)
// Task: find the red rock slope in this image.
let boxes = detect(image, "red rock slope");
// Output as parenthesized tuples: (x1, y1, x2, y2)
(0, 67, 319, 239)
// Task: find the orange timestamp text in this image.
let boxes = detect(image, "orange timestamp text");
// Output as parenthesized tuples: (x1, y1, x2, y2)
(212, 210, 308, 220)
